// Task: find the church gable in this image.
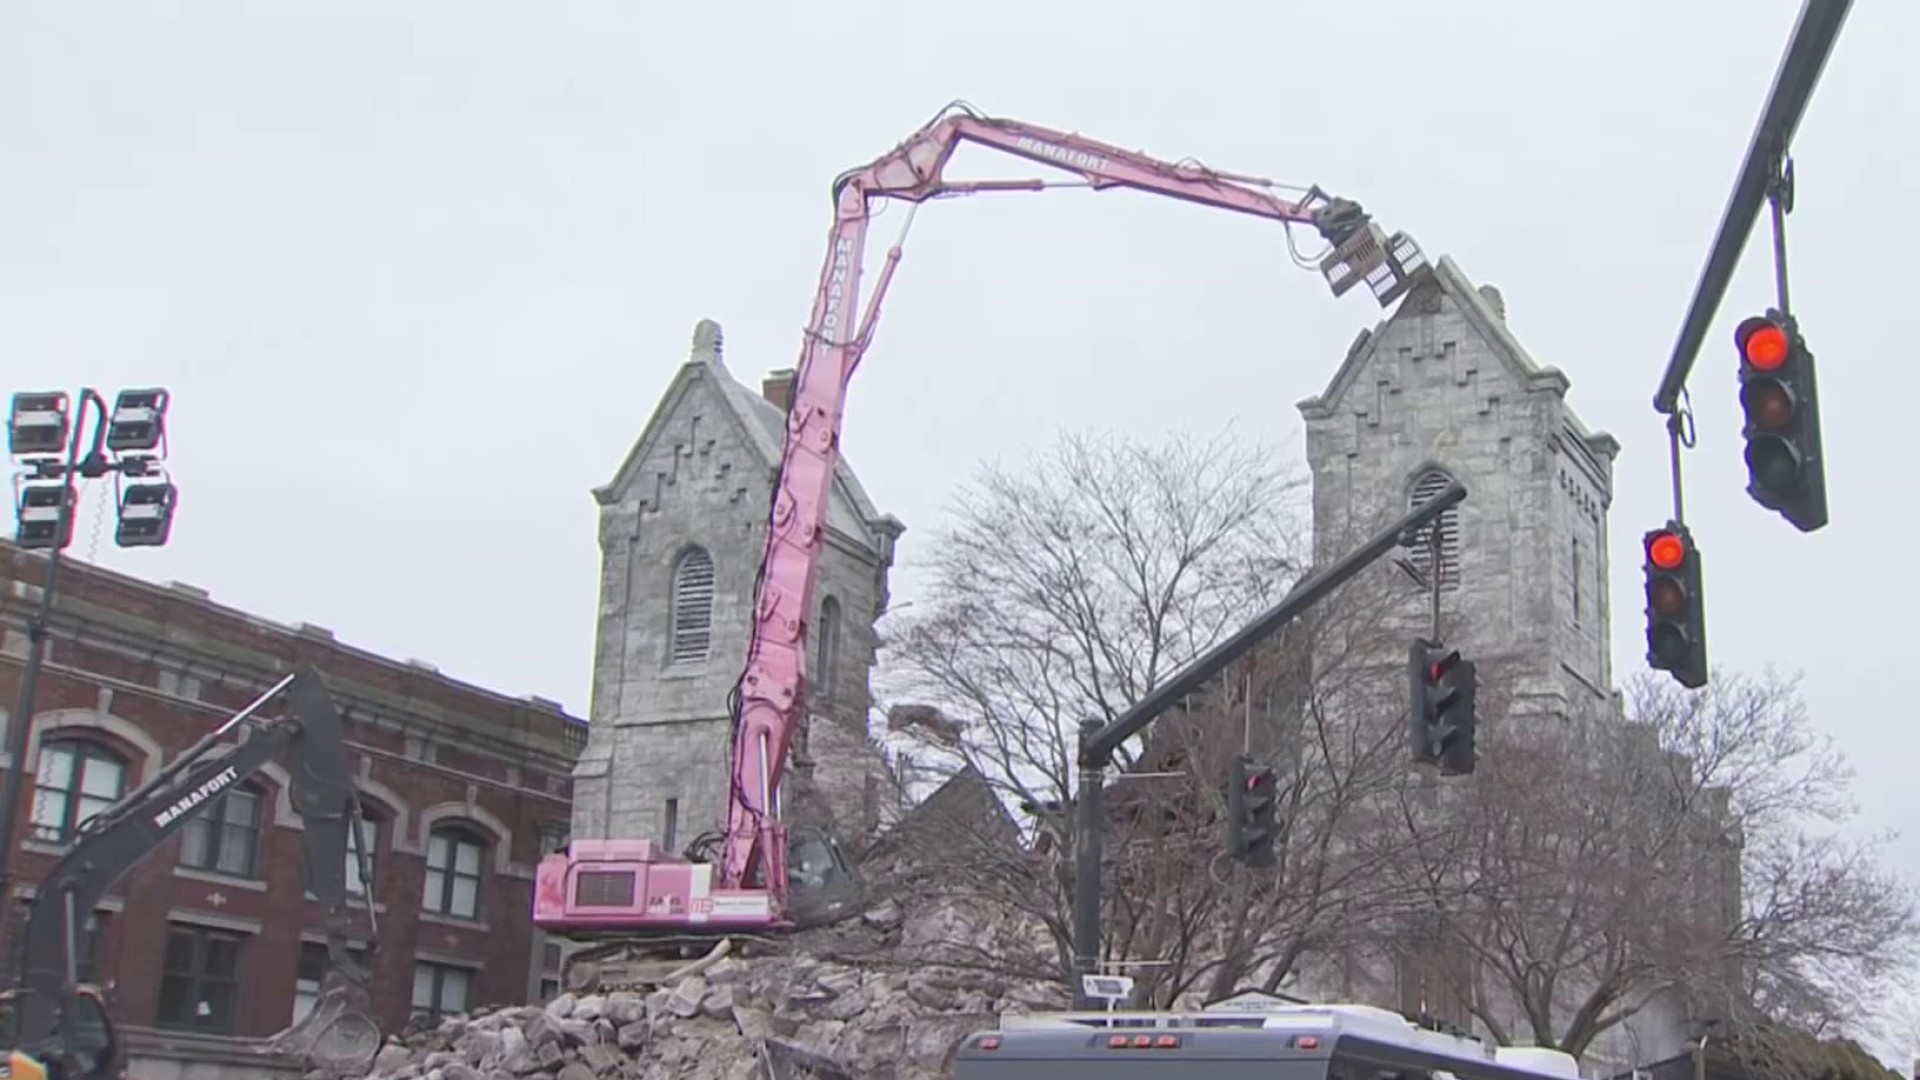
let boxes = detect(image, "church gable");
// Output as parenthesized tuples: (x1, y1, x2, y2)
(594, 357, 764, 517)
(595, 319, 892, 557)
(1297, 256, 1572, 424)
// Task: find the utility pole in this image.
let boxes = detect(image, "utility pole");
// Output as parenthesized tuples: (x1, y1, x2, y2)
(1068, 480, 1467, 1005)
(0, 388, 178, 920)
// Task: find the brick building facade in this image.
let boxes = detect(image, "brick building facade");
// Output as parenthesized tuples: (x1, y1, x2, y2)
(0, 539, 586, 1068)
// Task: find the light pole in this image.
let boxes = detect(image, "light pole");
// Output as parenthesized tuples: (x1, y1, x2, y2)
(0, 387, 178, 906)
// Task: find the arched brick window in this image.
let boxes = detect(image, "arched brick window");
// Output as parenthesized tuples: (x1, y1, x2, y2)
(1408, 468, 1462, 592)
(32, 738, 128, 844)
(669, 546, 717, 665)
(178, 782, 265, 878)
(422, 823, 489, 920)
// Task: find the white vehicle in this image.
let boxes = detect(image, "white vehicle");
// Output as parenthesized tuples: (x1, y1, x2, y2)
(950, 1001, 1583, 1080)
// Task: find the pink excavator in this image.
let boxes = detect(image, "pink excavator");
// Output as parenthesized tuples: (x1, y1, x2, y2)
(532, 101, 1431, 992)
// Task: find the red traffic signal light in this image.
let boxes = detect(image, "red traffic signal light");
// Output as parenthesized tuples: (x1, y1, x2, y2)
(1737, 317, 1789, 372)
(1647, 530, 1685, 572)
(1224, 754, 1277, 867)
(1409, 639, 1476, 776)
(1643, 522, 1706, 689)
(1734, 313, 1827, 533)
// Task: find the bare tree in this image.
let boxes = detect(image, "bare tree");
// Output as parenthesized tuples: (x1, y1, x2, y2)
(1388, 670, 1918, 1059)
(873, 426, 1416, 1004)
(1101, 632, 1424, 1007)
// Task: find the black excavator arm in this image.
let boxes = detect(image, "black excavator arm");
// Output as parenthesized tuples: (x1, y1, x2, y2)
(8, 666, 382, 1077)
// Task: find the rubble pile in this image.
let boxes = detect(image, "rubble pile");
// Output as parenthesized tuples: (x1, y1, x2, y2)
(356, 904, 1063, 1080)
(356, 772, 1065, 1079)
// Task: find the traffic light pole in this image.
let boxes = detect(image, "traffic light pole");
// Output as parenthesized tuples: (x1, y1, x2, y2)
(1067, 480, 1467, 1006)
(1651, 0, 1851, 417)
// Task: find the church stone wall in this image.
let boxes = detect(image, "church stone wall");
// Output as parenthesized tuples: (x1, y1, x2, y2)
(1291, 259, 1697, 1075)
(1298, 265, 1618, 726)
(572, 325, 901, 854)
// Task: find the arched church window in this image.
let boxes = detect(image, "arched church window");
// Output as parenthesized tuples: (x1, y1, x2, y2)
(1408, 469, 1462, 591)
(669, 547, 717, 665)
(1571, 537, 1582, 626)
(815, 596, 842, 701)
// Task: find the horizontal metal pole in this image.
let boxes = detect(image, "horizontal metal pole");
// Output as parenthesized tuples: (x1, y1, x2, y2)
(1653, 0, 1852, 414)
(1080, 480, 1467, 766)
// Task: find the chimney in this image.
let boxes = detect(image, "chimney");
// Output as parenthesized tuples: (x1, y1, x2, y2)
(762, 368, 797, 414)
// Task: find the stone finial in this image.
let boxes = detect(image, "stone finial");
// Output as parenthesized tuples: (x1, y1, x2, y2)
(1476, 284, 1507, 321)
(691, 318, 725, 368)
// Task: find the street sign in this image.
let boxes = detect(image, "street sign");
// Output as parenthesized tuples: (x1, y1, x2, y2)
(1080, 974, 1135, 1003)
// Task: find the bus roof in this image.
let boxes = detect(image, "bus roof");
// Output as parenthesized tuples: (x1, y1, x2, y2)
(963, 1003, 1580, 1080)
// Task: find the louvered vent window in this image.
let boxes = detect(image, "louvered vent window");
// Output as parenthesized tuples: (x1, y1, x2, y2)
(1408, 470, 1462, 591)
(669, 547, 717, 665)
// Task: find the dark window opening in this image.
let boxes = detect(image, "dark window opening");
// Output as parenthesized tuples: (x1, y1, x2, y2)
(292, 940, 370, 1025)
(412, 961, 474, 1021)
(344, 812, 382, 898)
(423, 826, 487, 919)
(815, 596, 842, 701)
(31, 740, 128, 845)
(157, 924, 245, 1033)
(178, 785, 264, 878)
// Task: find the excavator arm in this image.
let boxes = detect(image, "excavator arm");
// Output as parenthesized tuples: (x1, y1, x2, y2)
(532, 106, 1430, 988)
(719, 100, 1430, 896)
(6, 666, 381, 1080)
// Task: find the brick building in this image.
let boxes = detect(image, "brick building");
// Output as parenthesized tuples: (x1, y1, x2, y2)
(0, 539, 586, 1073)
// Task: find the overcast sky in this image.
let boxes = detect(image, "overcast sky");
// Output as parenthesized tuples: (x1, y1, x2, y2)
(4, 0, 1915, 1037)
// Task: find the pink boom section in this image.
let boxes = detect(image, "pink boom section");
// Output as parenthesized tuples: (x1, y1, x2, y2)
(534, 101, 1371, 933)
(720, 103, 1339, 896)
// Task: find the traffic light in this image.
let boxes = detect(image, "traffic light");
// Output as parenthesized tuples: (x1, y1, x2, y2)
(1239, 757, 1277, 868)
(1735, 313, 1827, 533)
(1223, 754, 1278, 866)
(1409, 639, 1477, 776)
(1643, 522, 1707, 689)
(1224, 755, 1247, 858)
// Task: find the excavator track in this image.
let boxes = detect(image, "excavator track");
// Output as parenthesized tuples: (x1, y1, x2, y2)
(560, 934, 791, 995)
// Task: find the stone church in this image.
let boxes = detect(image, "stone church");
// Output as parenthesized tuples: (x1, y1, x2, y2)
(570, 258, 1699, 1073)
(1293, 255, 1696, 1071)
(1298, 254, 1621, 726)
(569, 319, 905, 853)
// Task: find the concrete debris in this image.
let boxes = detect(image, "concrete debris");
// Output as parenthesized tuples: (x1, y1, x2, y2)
(339, 941, 1062, 1080)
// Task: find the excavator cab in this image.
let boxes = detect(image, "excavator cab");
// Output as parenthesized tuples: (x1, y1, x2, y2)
(0, 986, 124, 1080)
(785, 825, 865, 929)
